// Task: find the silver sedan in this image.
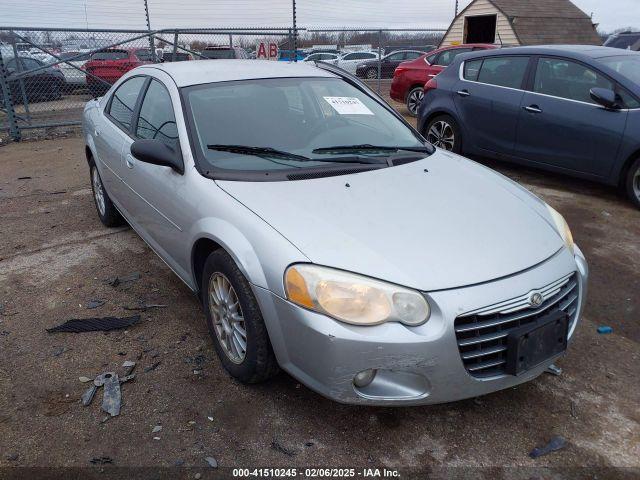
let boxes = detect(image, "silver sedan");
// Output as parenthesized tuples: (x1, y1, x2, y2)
(82, 60, 588, 405)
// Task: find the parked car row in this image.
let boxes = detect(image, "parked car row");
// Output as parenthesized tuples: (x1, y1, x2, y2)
(401, 44, 640, 208)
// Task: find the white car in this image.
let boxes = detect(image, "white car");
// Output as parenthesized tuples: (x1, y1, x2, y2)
(331, 51, 379, 74)
(303, 52, 339, 62)
(58, 51, 91, 89)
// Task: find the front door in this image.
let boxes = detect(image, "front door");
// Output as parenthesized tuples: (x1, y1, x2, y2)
(454, 55, 530, 154)
(120, 76, 191, 279)
(514, 57, 628, 178)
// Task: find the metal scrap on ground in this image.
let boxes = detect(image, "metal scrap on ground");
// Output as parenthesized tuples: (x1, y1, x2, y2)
(46, 315, 141, 333)
(529, 436, 568, 458)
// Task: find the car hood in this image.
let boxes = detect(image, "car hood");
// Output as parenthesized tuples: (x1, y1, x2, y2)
(217, 151, 564, 291)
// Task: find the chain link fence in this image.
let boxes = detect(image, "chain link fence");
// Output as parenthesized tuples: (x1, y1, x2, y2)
(0, 26, 444, 141)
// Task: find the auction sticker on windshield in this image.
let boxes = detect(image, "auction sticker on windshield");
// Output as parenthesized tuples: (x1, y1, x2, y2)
(324, 96, 374, 115)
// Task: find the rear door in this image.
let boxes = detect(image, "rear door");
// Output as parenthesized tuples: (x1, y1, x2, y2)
(453, 55, 530, 154)
(94, 75, 147, 205)
(121, 76, 190, 277)
(514, 56, 628, 177)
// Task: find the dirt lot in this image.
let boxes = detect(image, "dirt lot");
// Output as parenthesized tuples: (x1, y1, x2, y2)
(0, 105, 639, 477)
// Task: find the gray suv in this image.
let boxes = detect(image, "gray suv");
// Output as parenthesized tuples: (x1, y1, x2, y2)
(417, 46, 640, 208)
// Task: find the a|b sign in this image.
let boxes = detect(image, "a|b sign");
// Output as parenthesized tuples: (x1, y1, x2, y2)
(256, 42, 278, 60)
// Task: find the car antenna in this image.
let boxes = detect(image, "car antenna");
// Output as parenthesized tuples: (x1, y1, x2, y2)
(496, 31, 504, 47)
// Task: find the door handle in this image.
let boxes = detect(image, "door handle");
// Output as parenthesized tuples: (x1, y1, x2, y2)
(125, 154, 134, 169)
(94, 129, 100, 137)
(456, 90, 470, 97)
(523, 105, 542, 113)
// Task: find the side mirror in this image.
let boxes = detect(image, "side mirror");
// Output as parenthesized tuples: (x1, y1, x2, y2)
(130, 139, 184, 174)
(590, 87, 618, 109)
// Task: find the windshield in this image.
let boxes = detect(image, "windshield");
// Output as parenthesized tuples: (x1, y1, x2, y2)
(598, 55, 640, 84)
(202, 49, 235, 59)
(91, 50, 128, 61)
(183, 77, 427, 175)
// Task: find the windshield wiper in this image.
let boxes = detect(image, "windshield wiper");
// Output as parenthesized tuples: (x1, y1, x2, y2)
(207, 144, 311, 162)
(312, 144, 432, 154)
(207, 144, 387, 165)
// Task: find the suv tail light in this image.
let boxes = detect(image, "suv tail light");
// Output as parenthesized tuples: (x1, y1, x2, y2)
(424, 77, 438, 94)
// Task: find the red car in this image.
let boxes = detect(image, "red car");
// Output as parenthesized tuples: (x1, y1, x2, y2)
(84, 48, 153, 95)
(390, 44, 497, 116)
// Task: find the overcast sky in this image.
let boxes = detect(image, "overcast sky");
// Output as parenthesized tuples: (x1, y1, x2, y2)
(0, 0, 638, 32)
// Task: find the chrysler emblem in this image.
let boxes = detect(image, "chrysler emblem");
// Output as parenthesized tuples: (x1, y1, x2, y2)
(529, 292, 544, 307)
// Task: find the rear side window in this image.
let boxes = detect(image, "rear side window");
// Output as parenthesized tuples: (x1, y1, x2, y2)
(476, 56, 529, 89)
(463, 59, 483, 81)
(92, 50, 128, 61)
(426, 52, 437, 64)
(135, 79, 178, 148)
(436, 48, 472, 66)
(404, 52, 422, 60)
(534, 57, 614, 104)
(107, 76, 146, 130)
(135, 49, 153, 61)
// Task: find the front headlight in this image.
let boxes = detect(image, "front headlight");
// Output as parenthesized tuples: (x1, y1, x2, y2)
(284, 264, 430, 326)
(546, 205, 574, 254)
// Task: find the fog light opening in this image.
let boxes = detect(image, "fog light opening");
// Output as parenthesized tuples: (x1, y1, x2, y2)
(353, 369, 377, 388)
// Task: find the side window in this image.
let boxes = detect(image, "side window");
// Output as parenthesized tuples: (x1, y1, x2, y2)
(477, 56, 529, 88)
(405, 52, 422, 60)
(107, 76, 146, 131)
(21, 58, 42, 70)
(463, 59, 483, 81)
(426, 52, 437, 64)
(533, 57, 614, 104)
(135, 79, 178, 148)
(387, 52, 405, 61)
(437, 48, 472, 66)
(617, 88, 640, 109)
(343, 53, 356, 61)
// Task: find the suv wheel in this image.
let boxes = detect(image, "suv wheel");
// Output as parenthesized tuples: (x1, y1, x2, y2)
(202, 250, 279, 384)
(425, 114, 461, 153)
(406, 86, 424, 117)
(624, 157, 640, 209)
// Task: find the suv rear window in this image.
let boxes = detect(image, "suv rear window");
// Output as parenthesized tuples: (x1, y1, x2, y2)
(91, 50, 128, 61)
(202, 49, 235, 59)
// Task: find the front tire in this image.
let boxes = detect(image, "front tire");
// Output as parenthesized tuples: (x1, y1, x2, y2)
(89, 160, 123, 227)
(425, 114, 461, 153)
(201, 250, 279, 384)
(624, 157, 640, 209)
(406, 86, 424, 117)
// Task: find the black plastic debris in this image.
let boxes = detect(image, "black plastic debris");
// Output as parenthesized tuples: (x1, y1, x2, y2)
(86, 300, 105, 310)
(123, 303, 167, 312)
(144, 361, 161, 373)
(89, 456, 113, 465)
(271, 439, 296, 457)
(529, 436, 567, 458)
(17, 176, 32, 180)
(105, 272, 141, 288)
(46, 315, 141, 333)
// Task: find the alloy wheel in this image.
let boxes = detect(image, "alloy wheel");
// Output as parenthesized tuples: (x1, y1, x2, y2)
(633, 166, 640, 203)
(407, 89, 424, 115)
(92, 167, 106, 216)
(427, 120, 455, 151)
(208, 272, 247, 364)
(366, 68, 378, 79)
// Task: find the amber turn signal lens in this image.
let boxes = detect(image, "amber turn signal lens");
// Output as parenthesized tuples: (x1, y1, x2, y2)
(284, 266, 315, 309)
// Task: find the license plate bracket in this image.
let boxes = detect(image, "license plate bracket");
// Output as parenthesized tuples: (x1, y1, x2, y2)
(506, 310, 569, 375)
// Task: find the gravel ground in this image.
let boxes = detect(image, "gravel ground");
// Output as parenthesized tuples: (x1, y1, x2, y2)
(0, 106, 639, 477)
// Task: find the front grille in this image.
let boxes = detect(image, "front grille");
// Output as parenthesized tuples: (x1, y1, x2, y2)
(454, 273, 580, 378)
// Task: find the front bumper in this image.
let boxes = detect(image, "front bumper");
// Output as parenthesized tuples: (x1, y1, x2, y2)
(255, 246, 588, 406)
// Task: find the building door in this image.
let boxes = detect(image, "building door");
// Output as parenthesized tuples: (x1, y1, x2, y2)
(465, 15, 497, 43)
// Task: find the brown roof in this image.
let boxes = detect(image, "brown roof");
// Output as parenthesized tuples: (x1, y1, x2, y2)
(488, 0, 602, 45)
(490, 0, 593, 19)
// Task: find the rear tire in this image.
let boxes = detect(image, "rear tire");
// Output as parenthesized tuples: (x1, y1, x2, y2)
(201, 250, 279, 384)
(425, 114, 462, 153)
(89, 160, 124, 227)
(624, 157, 640, 209)
(406, 86, 424, 117)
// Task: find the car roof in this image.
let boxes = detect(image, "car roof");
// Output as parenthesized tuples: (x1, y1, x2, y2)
(140, 60, 337, 87)
(460, 44, 640, 60)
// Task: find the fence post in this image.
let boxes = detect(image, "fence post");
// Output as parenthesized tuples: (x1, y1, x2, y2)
(377, 30, 382, 93)
(172, 31, 179, 61)
(0, 51, 21, 142)
(292, 0, 298, 62)
(10, 34, 31, 122)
